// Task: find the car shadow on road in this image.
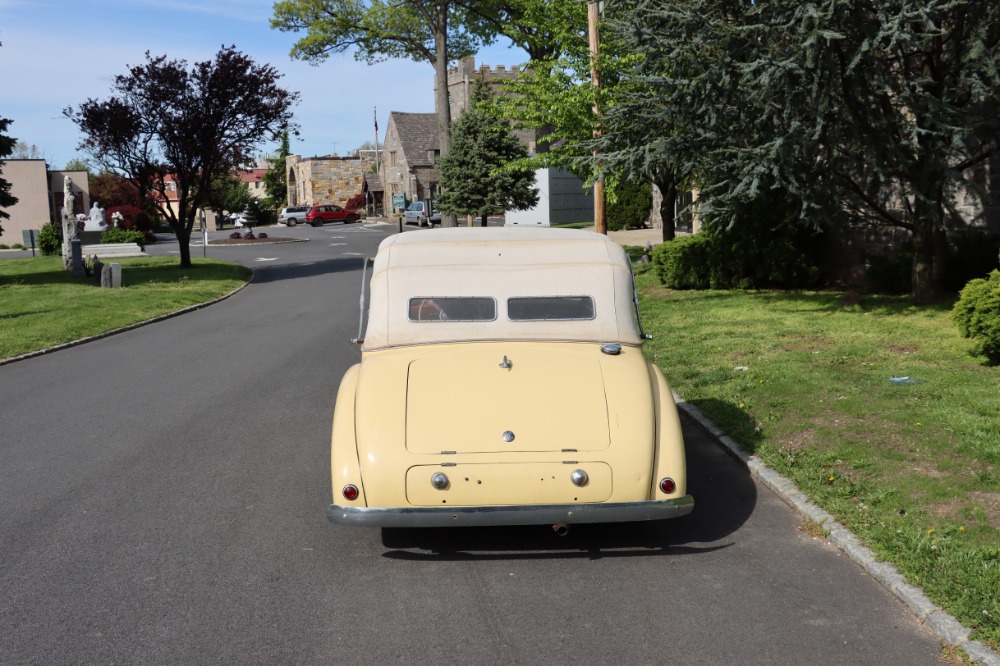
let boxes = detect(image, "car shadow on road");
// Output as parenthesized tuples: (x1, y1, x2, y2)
(381, 414, 757, 560)
(251, 256, 370, 283)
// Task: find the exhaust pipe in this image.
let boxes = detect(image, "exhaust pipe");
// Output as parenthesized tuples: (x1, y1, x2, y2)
(551, 523, 570, 537)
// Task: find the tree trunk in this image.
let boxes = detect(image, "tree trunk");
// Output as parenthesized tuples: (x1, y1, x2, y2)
(654, 174, 678, 242)
(434, 7, 457, 228)
(909, 161, 948, 303)
(176, 225, 192, 268)
(910, 214, 947, 304)
(480, 213, 488, 227)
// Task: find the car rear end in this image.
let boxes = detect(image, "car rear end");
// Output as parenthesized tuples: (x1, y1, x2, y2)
(328, 228, 693, 528)
(329, 340, 689, 527)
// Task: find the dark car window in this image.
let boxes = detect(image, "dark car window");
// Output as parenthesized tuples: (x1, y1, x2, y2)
(408, 298, 497, 322)
(507, 296, 596, 321)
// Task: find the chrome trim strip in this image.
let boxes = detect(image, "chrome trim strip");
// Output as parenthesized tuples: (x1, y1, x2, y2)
(327, 495, 693, 528)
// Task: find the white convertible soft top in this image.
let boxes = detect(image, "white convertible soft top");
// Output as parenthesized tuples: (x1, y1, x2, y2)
(361, 227, 643, 350)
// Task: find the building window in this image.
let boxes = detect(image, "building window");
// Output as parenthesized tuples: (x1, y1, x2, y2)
(390, 151, 397, 167)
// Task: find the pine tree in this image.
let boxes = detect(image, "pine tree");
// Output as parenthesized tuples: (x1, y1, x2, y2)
(262, 130, 291, 209)
(602, 0, 1000, 303)
(438, 81, 538, 226)
(0, 117, 18, 238)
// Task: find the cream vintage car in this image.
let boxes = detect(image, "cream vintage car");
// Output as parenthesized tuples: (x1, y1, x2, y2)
(328, 227, 693, 531)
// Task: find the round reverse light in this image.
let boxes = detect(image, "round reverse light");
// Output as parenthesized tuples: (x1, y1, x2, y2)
(342, 484, 360, 501)
(659, 477, 677, 494)
(570, 469, 589, 487)
(431, 473, 450, 490)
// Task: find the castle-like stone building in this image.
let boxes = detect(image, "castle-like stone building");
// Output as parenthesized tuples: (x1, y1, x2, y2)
(285, 153, 378, 209)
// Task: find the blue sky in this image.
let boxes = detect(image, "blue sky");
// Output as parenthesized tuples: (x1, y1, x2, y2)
(0, 0, 526, 169)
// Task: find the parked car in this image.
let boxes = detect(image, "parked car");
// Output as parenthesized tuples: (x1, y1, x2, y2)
(306, 204, 359, 227)
(402, 201, 441, 226)
(327, 228, 693, 533)
(279, 205, 310, 227)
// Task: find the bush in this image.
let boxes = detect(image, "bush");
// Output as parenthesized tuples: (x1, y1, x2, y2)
(243, 230, 256, 239)
(230, 231, 242, 239)
(101, 228, 146, 249)
(345, 193, 365, 210)
(952, 268, 1000, 364)
(607, 180, 652, 232)
(38, 223, 61, 256)
(13, 243, 25, 250)
(866, 247, 913, 294)
(257, 232, 268, 239)
(106, 205, 153, 234)
(702, 192, 824, 289)
(653, 234, 712, 289)
(653, 190, 824, 290)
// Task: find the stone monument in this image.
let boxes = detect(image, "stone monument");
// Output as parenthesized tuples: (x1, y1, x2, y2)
(61, 176, 77, 269)
(85, 202, 107, 231)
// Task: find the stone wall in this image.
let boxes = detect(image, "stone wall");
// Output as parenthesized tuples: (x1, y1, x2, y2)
(286, 155, 365, 207)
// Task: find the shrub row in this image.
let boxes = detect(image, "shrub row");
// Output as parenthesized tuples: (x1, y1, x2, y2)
(652, 192, 823, 290)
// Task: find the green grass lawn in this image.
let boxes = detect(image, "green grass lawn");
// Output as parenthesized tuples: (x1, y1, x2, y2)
(0, 256, 251, 360)
(634, 266, 999, 650)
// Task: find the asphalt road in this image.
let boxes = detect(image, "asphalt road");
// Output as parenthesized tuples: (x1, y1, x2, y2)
(1, 222, 945, 664)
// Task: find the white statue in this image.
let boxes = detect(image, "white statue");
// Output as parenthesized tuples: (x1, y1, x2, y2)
(85, 201, 107, 231)
(63, 176, 75, 218)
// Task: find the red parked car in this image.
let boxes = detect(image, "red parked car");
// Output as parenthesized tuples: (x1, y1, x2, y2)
(306, 204, 359, 227)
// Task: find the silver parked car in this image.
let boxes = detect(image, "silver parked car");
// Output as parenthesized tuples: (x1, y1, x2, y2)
(279, 205, 310, 227)
(402, 201, 441, 227)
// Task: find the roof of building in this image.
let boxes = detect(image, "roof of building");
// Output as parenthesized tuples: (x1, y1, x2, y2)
(236, 169, 266, 184)
(364, 173, 384, 192)
(390, 112, 439, 167)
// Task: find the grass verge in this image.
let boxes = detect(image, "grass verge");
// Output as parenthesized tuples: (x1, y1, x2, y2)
(0, 256, 251, 360)
(634, 265, 1000, 650)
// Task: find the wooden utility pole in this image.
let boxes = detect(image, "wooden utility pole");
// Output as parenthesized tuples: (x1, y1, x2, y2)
(587, 0, 606, 235)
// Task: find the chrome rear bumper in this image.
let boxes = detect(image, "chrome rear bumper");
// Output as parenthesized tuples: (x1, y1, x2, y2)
(328, 496, 693, 528)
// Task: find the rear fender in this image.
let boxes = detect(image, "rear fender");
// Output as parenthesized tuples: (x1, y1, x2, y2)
(331, 364, 366, 505)
(648, 363, 687, 499)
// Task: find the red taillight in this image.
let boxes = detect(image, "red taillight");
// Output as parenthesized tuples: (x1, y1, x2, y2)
(342, 484, 359, 501)
(659, 477, 677, 494)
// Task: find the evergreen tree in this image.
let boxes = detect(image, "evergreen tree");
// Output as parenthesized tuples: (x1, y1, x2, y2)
(262, 130, 291, 209)
(437, 82, 538, 226)
(603, 0, 1000, 303)
(0, 117, 18, 238)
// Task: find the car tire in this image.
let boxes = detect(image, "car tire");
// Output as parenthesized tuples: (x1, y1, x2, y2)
(286, 218, 296, 227)
(311, 221, 320, 227)
(345, 215, 356, 224)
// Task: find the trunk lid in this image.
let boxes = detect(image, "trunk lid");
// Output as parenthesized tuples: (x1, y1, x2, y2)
(404, 348, 611, 454)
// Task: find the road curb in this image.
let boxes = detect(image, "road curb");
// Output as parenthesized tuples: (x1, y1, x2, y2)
(0, 275, 255, 368)
(673, 391, 1000, 665)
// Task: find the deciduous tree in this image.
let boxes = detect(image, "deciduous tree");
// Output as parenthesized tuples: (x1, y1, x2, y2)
(207, 172, 254, 221)
(89, 171, 146, 211)
(66, 47, 297, 267)
(10, 140, 44, 160)
(271, 0, 499, 226)
(63, 158, 91, 173)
